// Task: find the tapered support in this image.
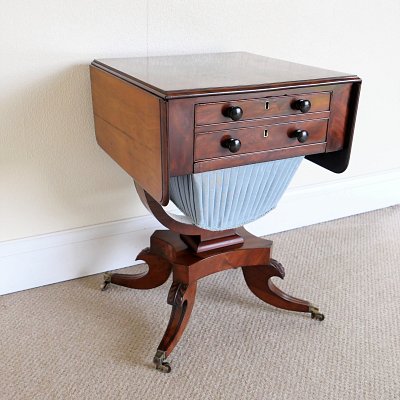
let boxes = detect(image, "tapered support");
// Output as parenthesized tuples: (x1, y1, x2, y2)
(242, 259, 324, 320)
(102, 248, 172, 290)
(153, 281, 198, 372)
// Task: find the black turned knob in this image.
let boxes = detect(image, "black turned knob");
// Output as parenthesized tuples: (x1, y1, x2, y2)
(291, 129, 309, 143)
(223, 106, 243, 121)
(222, 138, 241, 153)
(293, 99, 312, 113)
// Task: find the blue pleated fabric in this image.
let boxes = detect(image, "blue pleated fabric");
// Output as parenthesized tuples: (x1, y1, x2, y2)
(169, 157, 303, 231)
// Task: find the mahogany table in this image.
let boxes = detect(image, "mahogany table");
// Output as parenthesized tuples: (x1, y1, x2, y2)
(90, 52, 361, 372)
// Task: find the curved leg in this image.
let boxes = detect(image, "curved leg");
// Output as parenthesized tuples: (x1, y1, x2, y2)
(102, 248, 172, 290)
(153, 281, 197, 372)
(242, 259, 324, 320)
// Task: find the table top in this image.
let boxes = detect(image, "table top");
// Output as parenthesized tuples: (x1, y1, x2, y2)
(92, 52, 357, 98)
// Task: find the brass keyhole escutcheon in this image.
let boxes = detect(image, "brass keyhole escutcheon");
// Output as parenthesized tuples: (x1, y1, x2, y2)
(263, 129, 269, 138)
(265, 101, 270, 110)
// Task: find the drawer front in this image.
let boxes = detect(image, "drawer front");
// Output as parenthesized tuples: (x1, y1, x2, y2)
(194, 119, 328, 161)
(195, 91, 331, 126)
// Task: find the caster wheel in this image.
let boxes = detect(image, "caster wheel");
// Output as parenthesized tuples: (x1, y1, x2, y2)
(156, 362, 172, 373)
(311, 312, 325, 321)
(153, 350, 171, 373)
(309, 306, 324, 321)
(100, 272, 112, 291)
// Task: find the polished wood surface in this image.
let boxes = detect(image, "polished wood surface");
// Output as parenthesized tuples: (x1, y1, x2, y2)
(195, 111, 332, 133)
(90, 52, 359, 372)
(103, 209, 324, 372)
(167, 97, 195, 177)
(193, 142, 327, 173)
(195, 91, 331, 126)
(91, 54, 361, 189)
(194, 118, 328, 161)
(93, 52, 357, 99)
(165, 82, 360, 177)
(242, 259, 313, 313)
(90, 66, 168, 204)
(135, 182, 244, 253)
(108, 249, 172, 290)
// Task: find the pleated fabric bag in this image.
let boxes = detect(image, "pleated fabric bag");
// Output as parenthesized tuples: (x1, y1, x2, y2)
(169, 156, 303, 231)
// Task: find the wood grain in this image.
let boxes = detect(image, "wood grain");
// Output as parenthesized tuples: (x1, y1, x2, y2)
(193, 142, 326, 173)
(194, 119, 328, 161)
(167, 98, 195, 177)
(164, 82, 360, 177)
(90, 66, 168, 204)
(306, 81, 361, 173)
(194, 110, 331, 133)
(195, 91, 331, 126)
(135, 182, 242, 253)
(326, 83, 352, 152)
(92, 52, 358, 99)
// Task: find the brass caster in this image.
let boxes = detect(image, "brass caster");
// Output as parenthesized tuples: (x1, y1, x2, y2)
(156, 362, 172, 373)
(309, 306, 325, 321)
(100, 272, 112, 291)
(153, 350, 172, 373)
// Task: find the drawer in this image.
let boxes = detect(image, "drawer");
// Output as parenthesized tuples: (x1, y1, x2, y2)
(195, 91, 331, 126)
(194, 119, 328, 161)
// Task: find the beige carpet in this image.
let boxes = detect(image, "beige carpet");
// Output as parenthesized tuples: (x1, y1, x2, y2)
(1, 206, 400, 400)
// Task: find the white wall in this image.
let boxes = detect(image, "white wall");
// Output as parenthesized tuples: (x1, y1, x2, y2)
(1, 0, 400, 243)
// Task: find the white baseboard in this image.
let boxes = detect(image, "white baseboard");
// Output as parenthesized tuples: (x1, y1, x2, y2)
(1, 168, 400, 295)
(246, 168, 400, 236)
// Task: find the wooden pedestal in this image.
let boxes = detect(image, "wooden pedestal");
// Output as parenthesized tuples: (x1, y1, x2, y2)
(101, 187, 324, 372)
